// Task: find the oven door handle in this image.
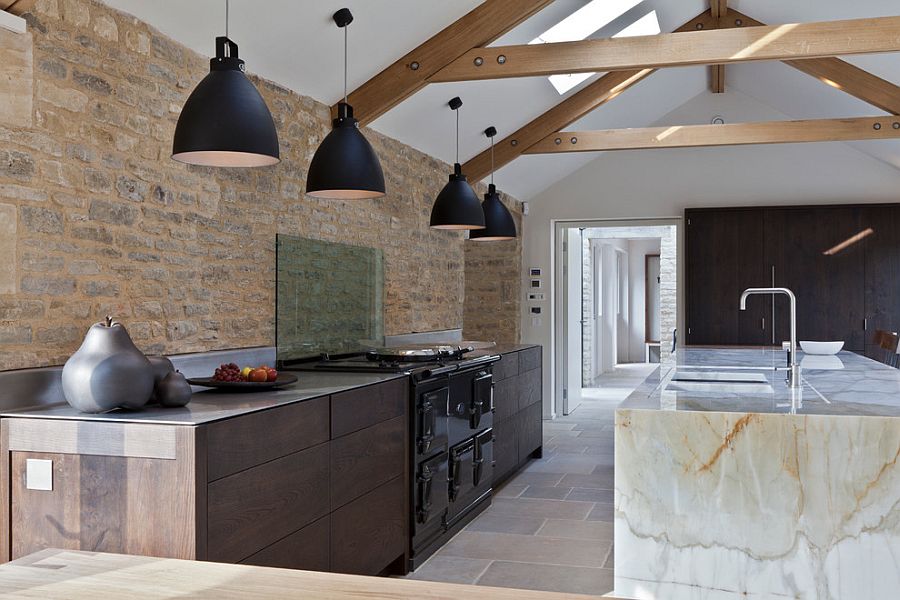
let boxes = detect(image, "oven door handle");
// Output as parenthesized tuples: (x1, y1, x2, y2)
(469, 397, 483, 430)
(417, 400, 435, 453)
(472, 438, 485, 487)
(448, 453, 462, 501)
(416, 465, 434, 523)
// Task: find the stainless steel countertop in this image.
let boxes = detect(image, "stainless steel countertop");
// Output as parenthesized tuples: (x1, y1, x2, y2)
(620, 347, 900, 417)
(0, 371, 408, 426)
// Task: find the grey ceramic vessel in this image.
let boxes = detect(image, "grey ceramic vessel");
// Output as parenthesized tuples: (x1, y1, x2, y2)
(61, 318, 155, 413)
(156, 371, 193, 407)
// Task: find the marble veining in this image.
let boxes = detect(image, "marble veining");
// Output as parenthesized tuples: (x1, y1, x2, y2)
(615, 348, 900, 599)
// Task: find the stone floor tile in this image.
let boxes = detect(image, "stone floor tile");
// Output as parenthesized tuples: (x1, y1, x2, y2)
(476, 560, 615, 596)
(406, 555, 492, 585)
(520, 485, 572, 500)
(439, 532, 610, 568)
(536, 518, 614, 541)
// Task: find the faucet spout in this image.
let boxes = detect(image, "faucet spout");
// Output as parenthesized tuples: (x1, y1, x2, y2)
(739, 287, 801, 389)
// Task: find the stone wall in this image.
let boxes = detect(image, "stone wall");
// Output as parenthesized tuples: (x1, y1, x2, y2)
(0, 0, 523, 370)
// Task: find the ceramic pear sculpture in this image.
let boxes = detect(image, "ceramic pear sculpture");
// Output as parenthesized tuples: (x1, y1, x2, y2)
(146, 355, 175, 404)
(61, 317, 155, 413)
(156, 371, 193, 407)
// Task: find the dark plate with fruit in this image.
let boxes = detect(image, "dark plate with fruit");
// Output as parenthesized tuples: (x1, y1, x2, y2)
(187, 363, 297, 391)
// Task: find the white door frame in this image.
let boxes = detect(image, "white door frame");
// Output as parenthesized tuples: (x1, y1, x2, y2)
(552, 218, 681, 418)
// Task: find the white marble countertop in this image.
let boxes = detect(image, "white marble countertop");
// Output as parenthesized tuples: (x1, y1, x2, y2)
(0, 371, 408, 426)
(620, 347, 900, 417)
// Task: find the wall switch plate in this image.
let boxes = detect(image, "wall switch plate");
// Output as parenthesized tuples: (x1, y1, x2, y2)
(530, 306, 541, 314)
(25, 459, 53, 491)
(531, 317, 542, 327)
(528, 293, 545, 301)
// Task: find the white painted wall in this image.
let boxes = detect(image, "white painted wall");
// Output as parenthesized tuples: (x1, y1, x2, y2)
(527, 90, 900, 418)
(628, 239, 661, 363)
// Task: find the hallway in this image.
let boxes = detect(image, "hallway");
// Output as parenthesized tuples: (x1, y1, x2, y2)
(407, 363, 659, 596)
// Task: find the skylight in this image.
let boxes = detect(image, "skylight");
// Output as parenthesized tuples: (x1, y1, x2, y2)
(530, 0, 662, 95)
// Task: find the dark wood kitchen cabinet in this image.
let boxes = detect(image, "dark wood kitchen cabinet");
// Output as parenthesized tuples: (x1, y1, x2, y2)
(686, 204, 899, 352)
(492, 346, 543, 485)
(0, 378, 409, 577)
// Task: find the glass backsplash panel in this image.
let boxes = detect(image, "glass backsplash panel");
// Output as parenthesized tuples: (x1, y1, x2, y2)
(276, 235, 384, 362)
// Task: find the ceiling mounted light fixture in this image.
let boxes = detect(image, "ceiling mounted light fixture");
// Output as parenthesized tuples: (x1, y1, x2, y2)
(470, 126, 517, 241)
(172, 0, 279, 167)
(430, 97, 485, 231)
(306, 8, 385, 199)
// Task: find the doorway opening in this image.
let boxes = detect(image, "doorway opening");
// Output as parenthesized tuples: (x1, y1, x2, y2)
(555, 221, 678, 416)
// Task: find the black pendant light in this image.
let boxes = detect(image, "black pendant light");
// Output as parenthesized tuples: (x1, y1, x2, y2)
(470, 126, 517, 241)
(430, 97, 485, 231)
(172, 0, 279, 167)
(306, 8, 385, 199)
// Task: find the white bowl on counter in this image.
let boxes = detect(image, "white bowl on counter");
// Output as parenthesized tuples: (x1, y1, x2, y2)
(799, 340, 844, 355)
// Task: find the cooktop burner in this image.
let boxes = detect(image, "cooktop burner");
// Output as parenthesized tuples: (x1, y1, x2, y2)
(365, 345, 474, 363)
(280, 347, 496, 376)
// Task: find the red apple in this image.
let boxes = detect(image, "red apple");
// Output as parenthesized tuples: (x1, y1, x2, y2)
(248, 368, 269, 383)
(266, 368, 278, 382)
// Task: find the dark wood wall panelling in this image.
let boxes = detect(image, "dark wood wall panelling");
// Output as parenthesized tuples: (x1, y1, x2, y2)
(686, 204, 899, 355)
(492, 347, 543, 485)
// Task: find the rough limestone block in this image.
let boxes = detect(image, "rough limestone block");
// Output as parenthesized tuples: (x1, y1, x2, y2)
(0, 28, 33, 128)
(0, 204, 17, 294)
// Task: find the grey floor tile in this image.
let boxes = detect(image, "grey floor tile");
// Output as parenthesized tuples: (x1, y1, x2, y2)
(488, 496, 593, 520)
(566, 487, 615, 503)
(494, 483, 526, 498)
(586, 502, 615, 522)
(592, 465, 615, 479)
(504, 471, 566, 487)
(520, 485, 572, 500)
(440, 531, 611, 568)
(466, 513, 545, 535)
(476, 560, 615, 596)
(604, 546, 614, 568)
(536, 518, 614, 541)
(407, 555, 492, 584)
(558, 473, 614, 489)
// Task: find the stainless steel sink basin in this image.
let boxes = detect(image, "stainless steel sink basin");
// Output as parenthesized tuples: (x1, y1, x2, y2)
(665, 370, 774, 394)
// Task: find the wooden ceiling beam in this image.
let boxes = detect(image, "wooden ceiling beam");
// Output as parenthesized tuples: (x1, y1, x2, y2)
(709, 0, 728, 93)
(524, 116, 900, 154)
(461, 11, 717, 182)
(332, 0, 553, 126)
(430, 15, 900, 83)
(725, 9, 900, 115)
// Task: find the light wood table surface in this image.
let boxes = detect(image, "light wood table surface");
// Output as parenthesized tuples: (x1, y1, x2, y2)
(0, 549, 621, 599)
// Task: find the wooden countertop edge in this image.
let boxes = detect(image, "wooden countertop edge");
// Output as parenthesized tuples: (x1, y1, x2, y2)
(0, 549, 621, 599)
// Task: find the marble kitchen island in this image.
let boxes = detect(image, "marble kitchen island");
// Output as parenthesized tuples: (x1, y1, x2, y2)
(614, 348, 900, 599)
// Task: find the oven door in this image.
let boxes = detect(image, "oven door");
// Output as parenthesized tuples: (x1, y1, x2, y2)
(447, 430, 493, 523)
(416, 385, 449, 458)
(412, 449, 449, 551)
(449, 369, 494, 446)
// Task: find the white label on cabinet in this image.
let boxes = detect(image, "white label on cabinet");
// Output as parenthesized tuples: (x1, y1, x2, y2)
(25, 459, 53, 491)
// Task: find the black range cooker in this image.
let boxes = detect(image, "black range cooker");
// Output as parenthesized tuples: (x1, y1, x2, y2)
(285, 345, 498, 569)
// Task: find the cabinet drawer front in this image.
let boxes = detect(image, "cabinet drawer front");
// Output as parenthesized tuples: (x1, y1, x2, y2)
(240, 515, 330, 572)
(493, 377, 517, 422)
(206, 396, 329, 481)
(518, 346, 542, 373)
(331, 378, 408, 439)
(331, 415, 405, 509)
(518, 401, 543, 461)
(331, 476, 405, 576)
(492, 352, 519, 381)
(492, 418, 518, 483)
(207, 443, 330, 563)
(517, 367, 542, 411)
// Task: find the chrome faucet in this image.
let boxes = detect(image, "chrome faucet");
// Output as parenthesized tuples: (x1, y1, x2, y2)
(740, 287, 802, 389)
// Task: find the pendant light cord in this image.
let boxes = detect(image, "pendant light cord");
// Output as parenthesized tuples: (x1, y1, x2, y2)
(343, 24, 348, 104)
(225, 0, 229, 38)
(455, 108, 460, 164)
(490, 134, 495, 186)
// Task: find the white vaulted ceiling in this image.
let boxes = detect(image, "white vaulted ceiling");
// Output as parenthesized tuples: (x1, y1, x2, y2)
(104, 0, 900, 200)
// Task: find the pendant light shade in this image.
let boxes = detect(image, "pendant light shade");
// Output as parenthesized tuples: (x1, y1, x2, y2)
(306, 8, 385, 199)
(430, 97, 485, 231)
(470, 126, 517, 241)
(470, 184, 517, 241)
(173, 36, 279, 167)
(306, 103, 385, 199)
(431, 163, 485, 230)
